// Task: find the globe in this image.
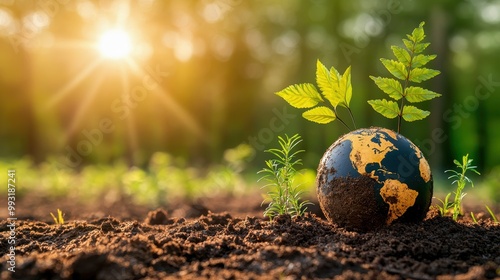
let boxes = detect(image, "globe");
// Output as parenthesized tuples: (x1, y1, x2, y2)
(316, 127, 433, 231)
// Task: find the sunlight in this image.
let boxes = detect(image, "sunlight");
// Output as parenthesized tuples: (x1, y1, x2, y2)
(125, 59, 204, 138)
(98, 28, 132, 59)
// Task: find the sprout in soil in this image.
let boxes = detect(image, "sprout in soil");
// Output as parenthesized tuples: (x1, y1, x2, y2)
(485, 205, 499, 223)
(274, 22, 441, 231)
(471, 206, 499, 224)
(435, 154, 480, 221)
(50, 209, 65, 225)
(258, 134, 312, 219)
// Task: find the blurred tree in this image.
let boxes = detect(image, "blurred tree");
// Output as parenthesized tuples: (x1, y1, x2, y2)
(0, 0, 499, 173)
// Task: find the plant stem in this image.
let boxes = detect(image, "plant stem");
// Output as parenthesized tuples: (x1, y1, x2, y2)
(485, 205, 499, 223)
(337, 117, 351, 131)
(397, 98, 404, 134)
(347, 107, 357, 129)
(398, 74, 410, 134)
(452, 160, 467, 221)
(398, 40, 417, 134)
(333, 108, 352, 131)
(452, 181, 465, 221)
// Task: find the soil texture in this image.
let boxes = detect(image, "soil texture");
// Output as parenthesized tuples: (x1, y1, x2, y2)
(1, 195, 499, 279)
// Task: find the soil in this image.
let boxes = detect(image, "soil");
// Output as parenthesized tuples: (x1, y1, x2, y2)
(317, 174, 388, 232)
(1, 194, 500, 280)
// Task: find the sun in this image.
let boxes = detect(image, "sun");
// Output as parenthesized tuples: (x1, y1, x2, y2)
(98, 29, 132, 59)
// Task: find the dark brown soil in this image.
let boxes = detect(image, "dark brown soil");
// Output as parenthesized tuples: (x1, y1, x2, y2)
(1, 195, 500, 279)
(317, 174, 388, 232)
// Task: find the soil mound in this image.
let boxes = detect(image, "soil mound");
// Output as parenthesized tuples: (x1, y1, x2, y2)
(1, 209, 499, 279)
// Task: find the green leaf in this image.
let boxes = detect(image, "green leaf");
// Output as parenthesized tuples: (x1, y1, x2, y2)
(367, 99, 400, 119)
(316, 60, 333, 93)
(403, 39, 413, 51)
(316, 60, 341, 107)
(370, 76, 403, 100)
(409, 68, 440, 83)
(330, 67, 341, 82)
(302, 106, 336, 124)
(402, 105, 430, 121)
(337, 66, 352, 108)
(403, 39, 429, 54)
(276, 83, 323, 108)
(392, 46, 411, 65)
(414, 42, 430, 53)
(381, 59, 407, 80)
(411, 22, 425, 43)
(405, 87, 441, 103)
(316, 60, 330, 91)
(412, 54, 436, 68)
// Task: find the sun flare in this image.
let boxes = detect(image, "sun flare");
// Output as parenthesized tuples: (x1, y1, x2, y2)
(98, 29, 132, 59)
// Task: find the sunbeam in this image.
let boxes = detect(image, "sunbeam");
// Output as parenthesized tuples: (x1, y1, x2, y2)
(62, 72, 107, 144)
(46, 39, 96, 51)
(125, 59, 204, 139)
(119, 64, 140, 165)
(45, 59, 102, 109)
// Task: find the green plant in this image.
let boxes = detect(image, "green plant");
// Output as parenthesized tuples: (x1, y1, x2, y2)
(470, 212, 478, 224)
(275, 61, 355, 130)
(485, 205, 499, 223)
(275, 22, 441, 134)
(50, 209, 65, 225)
(258, 134, 312, 218)
(470, 206, 498, 224)
(434, 192, 453, 217)
(443, 154, 480, 221)
(368, 22, 441, 133)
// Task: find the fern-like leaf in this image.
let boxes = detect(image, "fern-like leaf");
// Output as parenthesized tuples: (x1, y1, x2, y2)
(316, 60, 343, 107)
(381, 59, 407, 80)
(302, 106, 336, 124)
(370, 77, 403, 100)
(368, 22, 441, 132)
(412, 54, 437, 68)
(338, 66, 352, 108)
(275, 83, 323, 108)
(409, 68, 441, 83)
(316, 60, 337, 105)
(391, 46, 411, 65)
(402, 105, 430, 121)
(414, 42, 430, 53)
(405, 87, 441, 103)
(367, 99, 399, 119)
(409, 22, 426, 43)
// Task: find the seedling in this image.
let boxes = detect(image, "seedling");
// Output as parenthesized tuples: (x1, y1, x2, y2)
(485, 205, 499, 223)
(275, 22, 440, 134)
(443, 154, 480, 221)
(368, 22, 441, 133)
(434, 192, 453, 217)
(50, 209, 65, 225)
(470, 206, 498, 224)
(470, 212, 478, 224)
(258, 134, 311, 219)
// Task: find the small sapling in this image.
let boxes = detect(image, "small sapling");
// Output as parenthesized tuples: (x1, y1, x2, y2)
(258, 134, 312, 219)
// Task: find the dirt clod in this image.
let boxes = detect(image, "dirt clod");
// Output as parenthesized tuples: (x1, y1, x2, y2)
(144, 208, 171, 225)
(1, 207, 499, 279)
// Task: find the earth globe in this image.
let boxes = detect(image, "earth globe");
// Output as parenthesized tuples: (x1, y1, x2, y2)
(316, 127, 433, 231)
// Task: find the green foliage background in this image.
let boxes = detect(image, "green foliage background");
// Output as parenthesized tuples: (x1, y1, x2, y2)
(0, 0, 499, 200)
